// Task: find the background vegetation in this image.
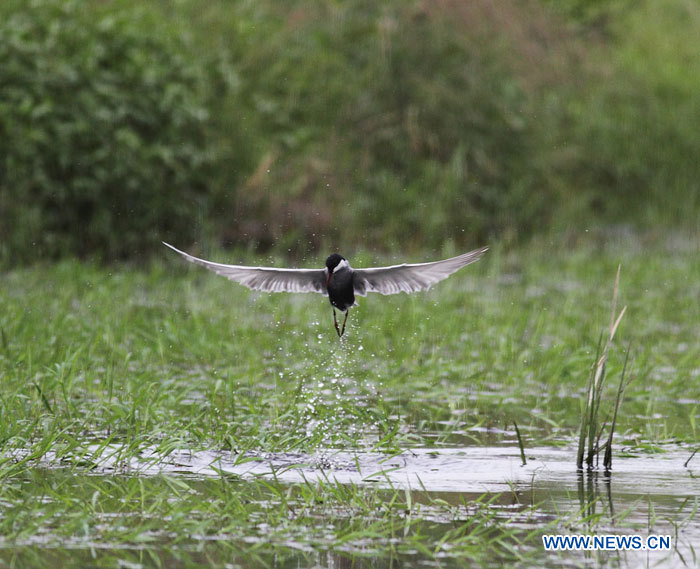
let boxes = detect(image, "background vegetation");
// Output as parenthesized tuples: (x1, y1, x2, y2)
(1, 3, 698, 566)
(1, 0, 698, 264)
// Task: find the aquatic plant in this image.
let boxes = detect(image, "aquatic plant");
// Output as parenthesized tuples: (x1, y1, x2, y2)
(576, 265, 633, 472)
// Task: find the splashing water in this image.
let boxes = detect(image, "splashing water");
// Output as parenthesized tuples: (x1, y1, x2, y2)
(287, 312, 378, 447)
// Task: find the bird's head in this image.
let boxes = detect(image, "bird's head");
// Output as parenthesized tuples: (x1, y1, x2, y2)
(325, 253, 345, 286)
(325, 253, 344, 272)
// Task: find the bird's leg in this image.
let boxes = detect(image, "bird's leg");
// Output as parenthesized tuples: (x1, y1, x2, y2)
(333, 308, 341, 337)
(341, 311, 348, 337)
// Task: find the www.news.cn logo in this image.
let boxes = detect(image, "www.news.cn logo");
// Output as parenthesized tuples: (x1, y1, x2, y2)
(542, 534, 671, 551)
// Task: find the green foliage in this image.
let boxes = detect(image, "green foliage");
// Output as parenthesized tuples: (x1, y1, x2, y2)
(0, 0, 213, 263)
(1, 0, 699, 264)
(212, 1, 548, 253)
(560, 0, 700, 225)
(2, 244, 698, 453)
(541, 0, 633, 26)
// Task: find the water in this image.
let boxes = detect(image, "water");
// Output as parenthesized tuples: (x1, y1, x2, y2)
(16, 442, 699, 568)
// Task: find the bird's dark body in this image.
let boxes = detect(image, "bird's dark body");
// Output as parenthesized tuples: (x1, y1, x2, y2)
(326, 266, 355, 312)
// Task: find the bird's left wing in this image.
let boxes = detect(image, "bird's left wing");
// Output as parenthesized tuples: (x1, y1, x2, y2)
(163, 242, 327, 295)
(353, 246, 487, 296)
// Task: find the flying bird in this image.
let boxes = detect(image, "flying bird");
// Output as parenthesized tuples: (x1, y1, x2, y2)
(163, 242, 487, 337)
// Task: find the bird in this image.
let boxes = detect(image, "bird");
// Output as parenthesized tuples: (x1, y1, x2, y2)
(163, 242, 487, 337)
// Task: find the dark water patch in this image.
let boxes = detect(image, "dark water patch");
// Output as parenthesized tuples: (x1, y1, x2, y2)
(3, 442, 699, 567)
(111, 444, 700, 567)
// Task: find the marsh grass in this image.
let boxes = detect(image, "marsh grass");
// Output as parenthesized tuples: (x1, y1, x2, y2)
(0, 243, 699, 566)
(576, 266, 634, 472)
(1, 244, 698, 459)
(0, 467, 541, 567)
(513, 421, 527, 466)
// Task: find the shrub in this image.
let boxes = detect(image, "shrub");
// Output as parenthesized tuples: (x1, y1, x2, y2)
(0, 0, 213, 263)
(564, 0, 700, 226)
(206, 0, 550, 254)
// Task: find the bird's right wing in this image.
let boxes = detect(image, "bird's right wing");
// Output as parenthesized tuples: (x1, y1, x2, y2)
(353, 246, 487, 296)
(163, 242, 327, 295)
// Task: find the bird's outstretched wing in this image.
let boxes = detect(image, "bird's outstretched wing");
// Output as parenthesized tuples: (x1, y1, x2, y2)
(163, 242, 327, 295)
(353, 246, 488, 296)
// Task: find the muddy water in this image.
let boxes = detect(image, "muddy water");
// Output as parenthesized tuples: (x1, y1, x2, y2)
(3, 441, 698, 568)
(63, 442, 699, 568)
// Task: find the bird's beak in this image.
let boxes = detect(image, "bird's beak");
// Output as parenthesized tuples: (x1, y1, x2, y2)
(326, 270, 332, 287)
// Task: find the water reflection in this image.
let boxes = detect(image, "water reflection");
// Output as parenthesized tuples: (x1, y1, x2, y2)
(577, 470, 615, 524)
(4, 444, 698, 568)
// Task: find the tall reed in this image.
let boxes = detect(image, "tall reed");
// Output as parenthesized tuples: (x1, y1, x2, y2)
(577, 266, 632, 472)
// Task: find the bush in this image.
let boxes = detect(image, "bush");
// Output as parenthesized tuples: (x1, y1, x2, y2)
(3, 0, 696, 265)
(562, 0, 700, 226)
(202, 0, 551, 254)
(0, 0, 214, 263)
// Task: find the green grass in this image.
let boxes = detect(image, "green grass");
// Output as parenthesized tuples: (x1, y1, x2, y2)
(4, 0, 700, 266)
(1, 242, 699, 566)
(0, 469, 540, 567)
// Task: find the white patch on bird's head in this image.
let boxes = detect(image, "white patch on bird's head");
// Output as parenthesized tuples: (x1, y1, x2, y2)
(333, 259, 350, 271)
